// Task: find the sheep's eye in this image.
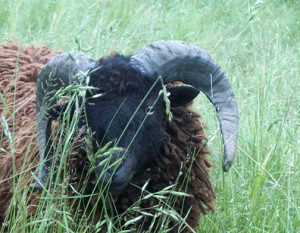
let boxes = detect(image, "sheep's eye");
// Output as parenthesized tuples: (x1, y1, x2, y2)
(146, 106, 155, 116)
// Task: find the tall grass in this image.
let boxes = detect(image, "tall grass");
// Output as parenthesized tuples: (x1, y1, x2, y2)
(0, 0, 299, 232)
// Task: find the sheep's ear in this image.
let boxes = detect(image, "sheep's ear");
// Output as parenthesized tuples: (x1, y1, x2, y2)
(168, 86, 200, 108)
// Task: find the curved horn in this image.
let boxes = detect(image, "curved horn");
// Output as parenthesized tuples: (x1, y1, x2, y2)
(130, 40, 238, 172)
(34, 52, 95, 189)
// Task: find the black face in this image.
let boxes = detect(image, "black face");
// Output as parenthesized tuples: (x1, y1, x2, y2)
(81, 54, 200, 192)
(85, 89, 165, 191)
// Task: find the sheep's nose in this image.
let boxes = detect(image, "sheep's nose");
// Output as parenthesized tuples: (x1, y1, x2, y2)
(96, 166, 130, 192)
(94, 150, 135, 192)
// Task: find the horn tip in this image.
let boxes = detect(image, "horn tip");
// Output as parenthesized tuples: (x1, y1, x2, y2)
(222, 158, 233, 172)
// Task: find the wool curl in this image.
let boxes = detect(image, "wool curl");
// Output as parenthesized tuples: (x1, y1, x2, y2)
(0, 43, 215, 232)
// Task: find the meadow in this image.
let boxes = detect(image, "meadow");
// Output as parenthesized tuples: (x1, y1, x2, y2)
(0, 0, 299, 232)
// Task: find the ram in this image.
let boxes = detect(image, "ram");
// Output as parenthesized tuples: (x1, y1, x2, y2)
(0, 41, 238, 232)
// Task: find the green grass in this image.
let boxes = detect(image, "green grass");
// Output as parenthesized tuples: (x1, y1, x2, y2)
(0, 0, 299, 232)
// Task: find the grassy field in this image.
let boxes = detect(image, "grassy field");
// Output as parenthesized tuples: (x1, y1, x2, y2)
(0, 0, 299, 232)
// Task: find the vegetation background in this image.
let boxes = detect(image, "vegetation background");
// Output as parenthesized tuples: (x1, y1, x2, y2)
(0, 0, 299, 232)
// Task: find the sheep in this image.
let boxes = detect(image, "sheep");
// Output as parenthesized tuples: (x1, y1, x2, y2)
(0, 41, 238, 232)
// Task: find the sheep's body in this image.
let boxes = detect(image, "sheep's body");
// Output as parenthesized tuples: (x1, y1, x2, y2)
(0, 43, 59, 224)
(0, 43, 214, 232)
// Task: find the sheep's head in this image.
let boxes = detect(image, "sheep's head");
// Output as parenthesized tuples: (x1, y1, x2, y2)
(83, 55, 201, 191)
(34, 41, 239, 192)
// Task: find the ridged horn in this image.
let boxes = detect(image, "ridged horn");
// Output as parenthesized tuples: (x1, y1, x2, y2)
(130, 40, 238, 171)
(34, 52, 95, 189)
